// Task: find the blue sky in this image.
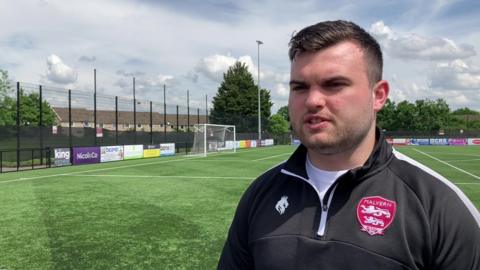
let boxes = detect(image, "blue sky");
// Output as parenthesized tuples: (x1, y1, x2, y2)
(1, 0, 479, 113)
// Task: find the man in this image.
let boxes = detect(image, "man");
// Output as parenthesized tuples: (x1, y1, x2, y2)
(218, 20, 480, 269)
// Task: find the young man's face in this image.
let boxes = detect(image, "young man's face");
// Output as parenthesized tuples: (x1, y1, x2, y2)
(289, 41, 384, 155)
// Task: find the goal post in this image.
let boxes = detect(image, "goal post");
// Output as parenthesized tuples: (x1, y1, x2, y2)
(188, 124, 236, 156)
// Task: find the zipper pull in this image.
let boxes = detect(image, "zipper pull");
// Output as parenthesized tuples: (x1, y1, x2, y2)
(322, 204, 328, 211)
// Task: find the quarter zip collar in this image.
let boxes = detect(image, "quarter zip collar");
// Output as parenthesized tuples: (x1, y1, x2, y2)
(282, 128, 393, 182)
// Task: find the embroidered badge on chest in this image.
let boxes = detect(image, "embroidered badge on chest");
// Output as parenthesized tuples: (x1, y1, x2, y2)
(275, 196, 289, 215)
(357, 196, 396, 236)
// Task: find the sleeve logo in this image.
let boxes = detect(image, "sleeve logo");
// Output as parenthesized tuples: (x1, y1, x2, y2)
(275, 196, 289, 215)
(357, 196, 396, 236)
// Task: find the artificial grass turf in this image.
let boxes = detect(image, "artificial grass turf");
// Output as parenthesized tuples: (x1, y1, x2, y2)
(1, 145, 478, 269)
(0, 146, 293, 269)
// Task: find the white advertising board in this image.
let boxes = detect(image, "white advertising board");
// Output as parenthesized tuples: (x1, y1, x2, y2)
(124, 145, 144, 159)
(100, 146, 124, 162)
(265, 139, 274, 146)
(160, 143, 175, 156)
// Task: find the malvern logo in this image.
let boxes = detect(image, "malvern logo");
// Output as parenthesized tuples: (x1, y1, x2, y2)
(357, 196, 396, 236)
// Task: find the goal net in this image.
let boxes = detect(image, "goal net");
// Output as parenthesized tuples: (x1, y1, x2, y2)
(188, 124, 236, 156)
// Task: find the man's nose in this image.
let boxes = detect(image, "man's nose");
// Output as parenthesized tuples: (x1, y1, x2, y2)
(304, 88, 326, 110)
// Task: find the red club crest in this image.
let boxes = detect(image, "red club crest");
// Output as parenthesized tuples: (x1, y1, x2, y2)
(357, 196, 396, 236)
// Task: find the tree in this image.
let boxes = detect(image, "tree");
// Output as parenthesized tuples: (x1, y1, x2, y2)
(267, 114, 289, 135)
(413, 99, 451, 132)
(451, 107, 479, 115)
(0, 69, 57, 126)
(210, 62, 273, 132)
(276, 105, 289, 122)
(0, 69, 14, 98)
(395, 100, 417, 131)
(377, 99, 396, 131)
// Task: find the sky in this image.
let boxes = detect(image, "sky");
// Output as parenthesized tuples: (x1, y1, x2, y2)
(1, 0, 480, 114)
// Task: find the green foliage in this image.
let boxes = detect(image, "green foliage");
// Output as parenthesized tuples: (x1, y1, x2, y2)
(377, 98, 458, 132)
(0, 69, 57, 126)
(0, 69, 13, 97)
(452, 107, 479, 115)
(276, 105, 289, 122)
(210, 62, 273, 132)
(267, 114, 289, 135)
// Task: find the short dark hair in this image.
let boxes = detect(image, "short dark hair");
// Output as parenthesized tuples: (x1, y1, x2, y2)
(288, 20, 383, 85)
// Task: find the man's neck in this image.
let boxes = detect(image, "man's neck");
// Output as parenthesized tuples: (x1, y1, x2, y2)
(307, 128, 377, 171)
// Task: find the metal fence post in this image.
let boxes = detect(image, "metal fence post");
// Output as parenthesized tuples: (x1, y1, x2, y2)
(39, 85, 44, 165)
(150, 101, 153, 144)
(115, 96, 118, 145)
(94, 69, 97, 146)
(163, 85, 166, 142)
(187, 90, 190, 132)
(16, 82, 20, 171)
(68, 89, 72, 148)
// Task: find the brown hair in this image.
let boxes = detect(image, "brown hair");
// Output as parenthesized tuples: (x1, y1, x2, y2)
(289, 20, 383, 85)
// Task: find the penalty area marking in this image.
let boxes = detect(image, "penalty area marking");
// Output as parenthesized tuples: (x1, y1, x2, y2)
(412, 148, 480, 180)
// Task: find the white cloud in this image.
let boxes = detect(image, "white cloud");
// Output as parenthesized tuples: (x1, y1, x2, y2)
(370, 21, 476, 61)
(275, 83, 289, 97)
(429, 59, 480, 90)
(46, 54, 77, 84)
(193, 54, 259, 82)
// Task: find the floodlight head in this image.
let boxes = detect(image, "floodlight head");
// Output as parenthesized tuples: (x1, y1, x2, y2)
(256, 40, 263, 45)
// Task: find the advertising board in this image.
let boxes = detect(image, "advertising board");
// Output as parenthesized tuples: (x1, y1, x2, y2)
(410, 139, 430, 145)
(468, 138, 480, 145)
(160, 143, 175, 156)
(429, 138, 449, 145)
(72, 147, 101, 165)
(448, 138, 467, 146)
(54, 148, 71, 166)
(225, 141, 235, 150)
(239, 140, 247, 149)
(124, 145, 144, 159)
(144, 145, 161, 158)
(265, 139, 274, 146)
(391, 138, 410, 145)
(100, 146, 124, 162)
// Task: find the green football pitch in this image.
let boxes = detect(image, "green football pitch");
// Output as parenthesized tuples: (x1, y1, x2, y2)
(0, 145, 479, 269)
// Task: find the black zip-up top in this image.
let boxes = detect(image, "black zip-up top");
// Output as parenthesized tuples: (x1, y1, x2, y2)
(218, 131, 480, 269)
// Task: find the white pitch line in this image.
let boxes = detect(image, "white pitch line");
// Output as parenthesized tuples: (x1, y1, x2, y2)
(253, 153, 291, 161)
(413, 148, 480, 180)
(0, 155, 206, 184)
(444, 158, 480, 163)
(456, 183, 480, 185)
(67, 174, 254, 180)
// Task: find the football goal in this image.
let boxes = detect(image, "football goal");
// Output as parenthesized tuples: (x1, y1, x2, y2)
(188, 124, 236, 156)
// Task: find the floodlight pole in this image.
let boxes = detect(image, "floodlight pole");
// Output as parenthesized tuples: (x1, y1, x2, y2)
(256, 40, 263, 141)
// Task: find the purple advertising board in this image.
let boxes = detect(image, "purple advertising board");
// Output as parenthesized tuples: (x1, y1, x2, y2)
(448, 138, 467, 146)
(72, 147, 101, 165)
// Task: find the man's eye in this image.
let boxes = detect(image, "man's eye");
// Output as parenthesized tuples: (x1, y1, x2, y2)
(325, 82, 347, 90)
(291, 85, 306, 91)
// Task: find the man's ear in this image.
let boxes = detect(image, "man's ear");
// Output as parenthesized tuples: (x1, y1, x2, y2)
(372, 80, 389, 113)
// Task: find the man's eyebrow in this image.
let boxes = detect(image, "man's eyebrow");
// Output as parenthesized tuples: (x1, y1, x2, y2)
(322, 76, 351, 83)
(289, 80, 306, 86)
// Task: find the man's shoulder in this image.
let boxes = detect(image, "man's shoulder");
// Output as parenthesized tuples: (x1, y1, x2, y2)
(388, 149, 480, 227)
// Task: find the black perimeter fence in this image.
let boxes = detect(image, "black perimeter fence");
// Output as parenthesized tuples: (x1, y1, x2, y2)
(0, 82, 290, 172)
